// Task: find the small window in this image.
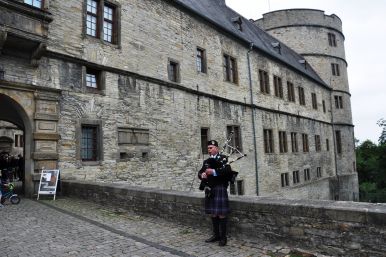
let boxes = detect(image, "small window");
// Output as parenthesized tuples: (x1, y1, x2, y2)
(85, 0, 119, 44)
(14, 134, 24, 147)
(290, 132, 298, 152)
(315, 135, 321, 152)
(331, 63, 340, 76)
(168, 60, 180, 82)
(223, 54, 238, 83)
(298, 86, 305, 105)
(24, 0, 43, 8)
(334, 95, 343, 109)
(196, 48, 207, 73)
(293, 170, 300, 184)
(281, 173, 289, 187)
(274, 75, 283, 98)
(263, 129, 274, 153)
(304, 168, 311, 181)
(326, 139, 330, 151)
(230, 180, 244, 195)
(328, 33, 337, 47)
(259, 70, 270, 94)
(287, 81, 295, 102)
(335, 130, 342, 154)
(81, 125, 98, 161)
(311, 93, 318, 110)
(316, 167, 322, 178)
(201, 128, 209, 154)
(302, 133, 309, 152)
(85, 67, 104, 92)
(227, 125, 242, 152)
(278, 131, 288, 153)
(322, 100, 326, 113)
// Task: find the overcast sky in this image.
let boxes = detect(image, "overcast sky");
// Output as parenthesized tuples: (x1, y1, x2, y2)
(226, 0, 386, 144)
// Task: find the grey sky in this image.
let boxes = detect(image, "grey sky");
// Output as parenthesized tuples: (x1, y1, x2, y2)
(226, 0, 386, 144)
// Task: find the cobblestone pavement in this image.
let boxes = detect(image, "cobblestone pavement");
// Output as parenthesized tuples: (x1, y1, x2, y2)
(0, 197, 333, 257)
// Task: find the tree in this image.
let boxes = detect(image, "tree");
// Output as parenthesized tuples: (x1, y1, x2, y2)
(377, 118, 386, 145)
(356, 121, 386, 202)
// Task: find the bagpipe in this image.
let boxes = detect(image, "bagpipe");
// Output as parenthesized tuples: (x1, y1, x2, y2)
(199, 131, 247, 191)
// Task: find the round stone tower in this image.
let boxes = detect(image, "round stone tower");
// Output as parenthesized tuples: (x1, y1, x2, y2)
(255, 9, 358, 201)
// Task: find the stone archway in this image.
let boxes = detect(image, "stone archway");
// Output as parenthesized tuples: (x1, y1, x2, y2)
(0, 86, 60, 197)
(0, 93, 33, 195)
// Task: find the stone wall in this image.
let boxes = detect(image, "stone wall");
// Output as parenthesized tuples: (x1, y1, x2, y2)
(62, 180, 386, 257)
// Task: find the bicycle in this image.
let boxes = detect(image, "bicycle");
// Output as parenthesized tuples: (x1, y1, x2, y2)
(1, 183, 21, 205)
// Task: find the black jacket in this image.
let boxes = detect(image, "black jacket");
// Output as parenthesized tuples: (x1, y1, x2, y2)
(198, 154, 231, 188)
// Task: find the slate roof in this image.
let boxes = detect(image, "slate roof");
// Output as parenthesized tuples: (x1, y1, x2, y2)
(173, 0, 329, 88)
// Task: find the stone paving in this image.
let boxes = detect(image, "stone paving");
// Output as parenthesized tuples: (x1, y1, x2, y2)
(0, 197, 333, 257)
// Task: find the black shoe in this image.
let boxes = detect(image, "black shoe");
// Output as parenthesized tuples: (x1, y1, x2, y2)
(205, 235, 220, 243)
(218, 237, 227, 246)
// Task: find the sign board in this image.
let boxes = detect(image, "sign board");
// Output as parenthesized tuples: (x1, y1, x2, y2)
(37, 169, 60, 200)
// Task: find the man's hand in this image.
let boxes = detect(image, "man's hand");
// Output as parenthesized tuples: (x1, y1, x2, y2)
(205, 168, 214, 175)
(201, 173, 208, 179)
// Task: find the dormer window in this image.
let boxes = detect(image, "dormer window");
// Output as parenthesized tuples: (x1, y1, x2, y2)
(271, 42, 281, 54)
(231, 16, 243, 31)
(298, 59, 307, 69)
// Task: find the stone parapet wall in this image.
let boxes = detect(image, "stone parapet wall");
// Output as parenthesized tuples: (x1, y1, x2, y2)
(62, 180, 386, 257)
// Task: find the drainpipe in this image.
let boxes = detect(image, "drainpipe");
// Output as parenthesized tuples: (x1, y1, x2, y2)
(247, 42, 259, 195)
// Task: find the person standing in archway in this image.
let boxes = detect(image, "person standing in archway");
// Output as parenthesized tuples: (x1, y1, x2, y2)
(17, 154, 24, 182)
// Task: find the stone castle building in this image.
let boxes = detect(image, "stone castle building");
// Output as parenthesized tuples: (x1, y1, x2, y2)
(0, 0, 358, 200)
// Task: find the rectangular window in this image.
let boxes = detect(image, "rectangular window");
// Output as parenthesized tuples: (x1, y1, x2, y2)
(86, 0, 118, 44)
(227, 125, 242, 152)
(278, 131, 288, 153)
(328, 33, 337, 47)
(315, 135, 321, 152)
(287, 81, 295, 102)
(263, 129, 274, 153)
(223, 54, 238, 83)
(14, 134, 24, 147)
(322, 100, 326, 113)
(335, 130, 342, 154)
(298, 86, 305, 105)
(273, 75, 283, 98)
(326, 139, 330, 151)
(281, 173, 289, 187)
(334, 95, 343, 109)
(86, 0, 98, 37)
(302, 133, 309, 152)
(168, 60, 180, 82)
(81, 125, 98, 161)
(304, 168, 311, 181)
(201, 128, 209, 154)
(259, 70, 270, 94)
(331, 63, 340, 76)
(86, 69, 99, 89)
(103, 4, 114, 42)
(230, 180, 245, 195)
(290, 132, 298, 152)
(311, 93, 318, 110)
(316, 167, 322, 178)
(293, 170, 300, 184)
(24, 0, 43, 8)
(196, 48, 207, 73)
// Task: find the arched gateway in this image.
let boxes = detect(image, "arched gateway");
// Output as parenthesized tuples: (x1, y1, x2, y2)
(0, 84, 60, 197)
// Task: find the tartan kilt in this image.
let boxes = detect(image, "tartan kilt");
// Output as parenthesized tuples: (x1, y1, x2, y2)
(204, 185, 229, 215)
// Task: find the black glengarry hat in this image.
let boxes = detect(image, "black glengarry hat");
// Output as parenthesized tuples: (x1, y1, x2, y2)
(207, 140, 218, 147)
